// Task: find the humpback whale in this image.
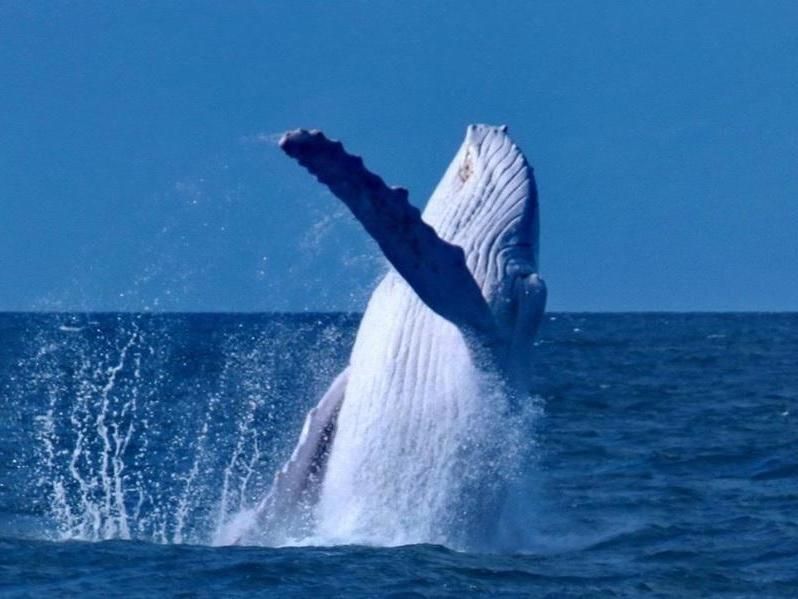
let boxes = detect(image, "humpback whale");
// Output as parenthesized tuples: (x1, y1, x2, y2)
(226, 124, 546, 547)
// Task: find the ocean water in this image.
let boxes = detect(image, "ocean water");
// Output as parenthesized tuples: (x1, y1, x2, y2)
(0, 312, 796, 597)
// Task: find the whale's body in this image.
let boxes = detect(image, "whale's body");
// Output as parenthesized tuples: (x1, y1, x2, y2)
(225, 125, 546, 547)
(318, 272, 479, 544)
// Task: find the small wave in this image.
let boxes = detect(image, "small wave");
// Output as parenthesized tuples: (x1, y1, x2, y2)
(57, 325, 83, 333)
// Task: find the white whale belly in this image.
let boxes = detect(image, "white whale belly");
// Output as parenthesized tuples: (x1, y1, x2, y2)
(315, 271, 483, 546)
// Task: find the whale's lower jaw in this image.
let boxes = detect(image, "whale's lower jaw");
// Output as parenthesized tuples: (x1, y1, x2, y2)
(311, 272, 505, 547)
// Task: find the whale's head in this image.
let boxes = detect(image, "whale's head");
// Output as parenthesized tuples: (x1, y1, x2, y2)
(422, 125, 544, 340)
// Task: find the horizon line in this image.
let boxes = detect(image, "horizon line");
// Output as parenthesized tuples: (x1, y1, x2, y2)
(1, 310, 796, 316)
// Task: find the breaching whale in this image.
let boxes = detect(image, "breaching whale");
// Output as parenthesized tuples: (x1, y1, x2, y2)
(225, 124, 546, 547)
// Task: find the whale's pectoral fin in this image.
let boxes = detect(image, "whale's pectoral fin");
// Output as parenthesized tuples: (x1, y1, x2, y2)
(280, 129, 498, 340)
(260, 367, 349, 518)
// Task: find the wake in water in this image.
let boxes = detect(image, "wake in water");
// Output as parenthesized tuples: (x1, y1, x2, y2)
(17, 313, 542, 552)
(19, 314, 353, 546)
(220, 365, 542, 551)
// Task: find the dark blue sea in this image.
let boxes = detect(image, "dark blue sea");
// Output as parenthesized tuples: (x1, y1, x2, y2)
(0, 312, 795, 597)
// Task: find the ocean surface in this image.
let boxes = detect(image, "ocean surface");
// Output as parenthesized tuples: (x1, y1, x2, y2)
(0, 312, 795, 597)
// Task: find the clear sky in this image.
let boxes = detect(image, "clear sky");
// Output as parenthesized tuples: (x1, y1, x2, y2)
(2, 2, 796, 312)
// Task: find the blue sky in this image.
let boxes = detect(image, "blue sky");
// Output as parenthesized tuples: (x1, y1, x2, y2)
(1, 2, 796, 311)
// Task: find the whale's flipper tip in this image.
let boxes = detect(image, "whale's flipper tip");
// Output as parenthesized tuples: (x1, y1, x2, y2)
(278, 128, 304, 149)
(279, 129, 327, 153)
